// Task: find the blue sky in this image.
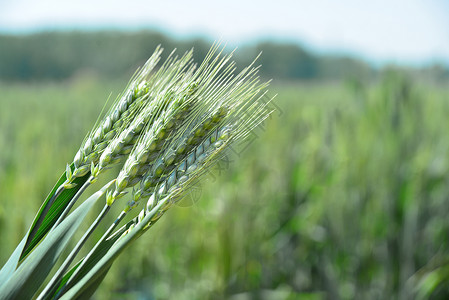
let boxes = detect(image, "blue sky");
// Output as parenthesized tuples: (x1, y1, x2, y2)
(1, 0, 448, 65)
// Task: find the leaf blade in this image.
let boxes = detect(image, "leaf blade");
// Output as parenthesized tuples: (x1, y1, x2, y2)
(21, 164, 91, 259)
(0, 235, 28, 290)
(59, 196, 170, 300)
(0, 181, 112, 300)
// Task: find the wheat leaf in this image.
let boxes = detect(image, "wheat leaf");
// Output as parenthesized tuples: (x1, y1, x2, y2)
(43, 225, 127, 300)
(0, 180, 112, 300)
(72, 265, 112, 300)
(0, 235, 28, 289)
(21, 163, 91, 259)
(58, 196, 169, 300)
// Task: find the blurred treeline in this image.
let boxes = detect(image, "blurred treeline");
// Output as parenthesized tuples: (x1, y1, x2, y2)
(1, 30, 448, 81)
(1, 30, 449, 299)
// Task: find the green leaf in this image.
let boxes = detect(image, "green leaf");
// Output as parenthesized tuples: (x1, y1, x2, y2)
(73, 265, 111, 300)
(0, 181, 112, 300)
(59, 196, 170, 300)
(21, 163, 91, 260)
(0, 235, 28, 289)
(51, 219, 133, 300)
(42, 260, 83, 300)
(45, 226, 127, 300)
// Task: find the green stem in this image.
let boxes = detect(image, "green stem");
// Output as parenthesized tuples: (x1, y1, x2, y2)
(55, 209, 128, 299)
(37, 204, 111, 300)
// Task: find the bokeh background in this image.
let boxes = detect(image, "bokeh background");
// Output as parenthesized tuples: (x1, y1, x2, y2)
(1, 0, 449, 299)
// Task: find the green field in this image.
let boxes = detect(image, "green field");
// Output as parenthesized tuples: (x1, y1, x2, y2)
(1, 73, 449, 299)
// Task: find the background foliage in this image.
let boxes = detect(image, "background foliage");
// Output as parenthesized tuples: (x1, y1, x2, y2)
(1, 31, 449, 299)
(1, 31, 447, 82)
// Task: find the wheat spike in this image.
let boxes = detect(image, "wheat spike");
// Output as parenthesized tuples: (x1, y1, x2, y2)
(64, 47, 164, 188)
(114, 50, 273, 227)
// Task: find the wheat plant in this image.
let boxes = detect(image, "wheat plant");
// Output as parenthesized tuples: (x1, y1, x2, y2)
(0, 44, 273, 300)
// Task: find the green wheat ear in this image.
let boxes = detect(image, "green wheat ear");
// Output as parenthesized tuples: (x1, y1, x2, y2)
(61, 47, 163, 191)
(111, 45, 273, 219)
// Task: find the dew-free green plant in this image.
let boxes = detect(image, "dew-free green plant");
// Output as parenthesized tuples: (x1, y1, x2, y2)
(0, 44, 273, 300)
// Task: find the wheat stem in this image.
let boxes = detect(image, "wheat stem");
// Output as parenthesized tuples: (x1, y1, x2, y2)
(56, 210, 128, 299)
(37, 204, 111, 300)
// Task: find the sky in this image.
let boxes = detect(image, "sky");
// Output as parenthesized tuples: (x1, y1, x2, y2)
(1, 0, 448, 66)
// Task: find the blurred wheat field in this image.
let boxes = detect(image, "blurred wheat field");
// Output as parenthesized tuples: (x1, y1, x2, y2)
(1, 74, 449, 299)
